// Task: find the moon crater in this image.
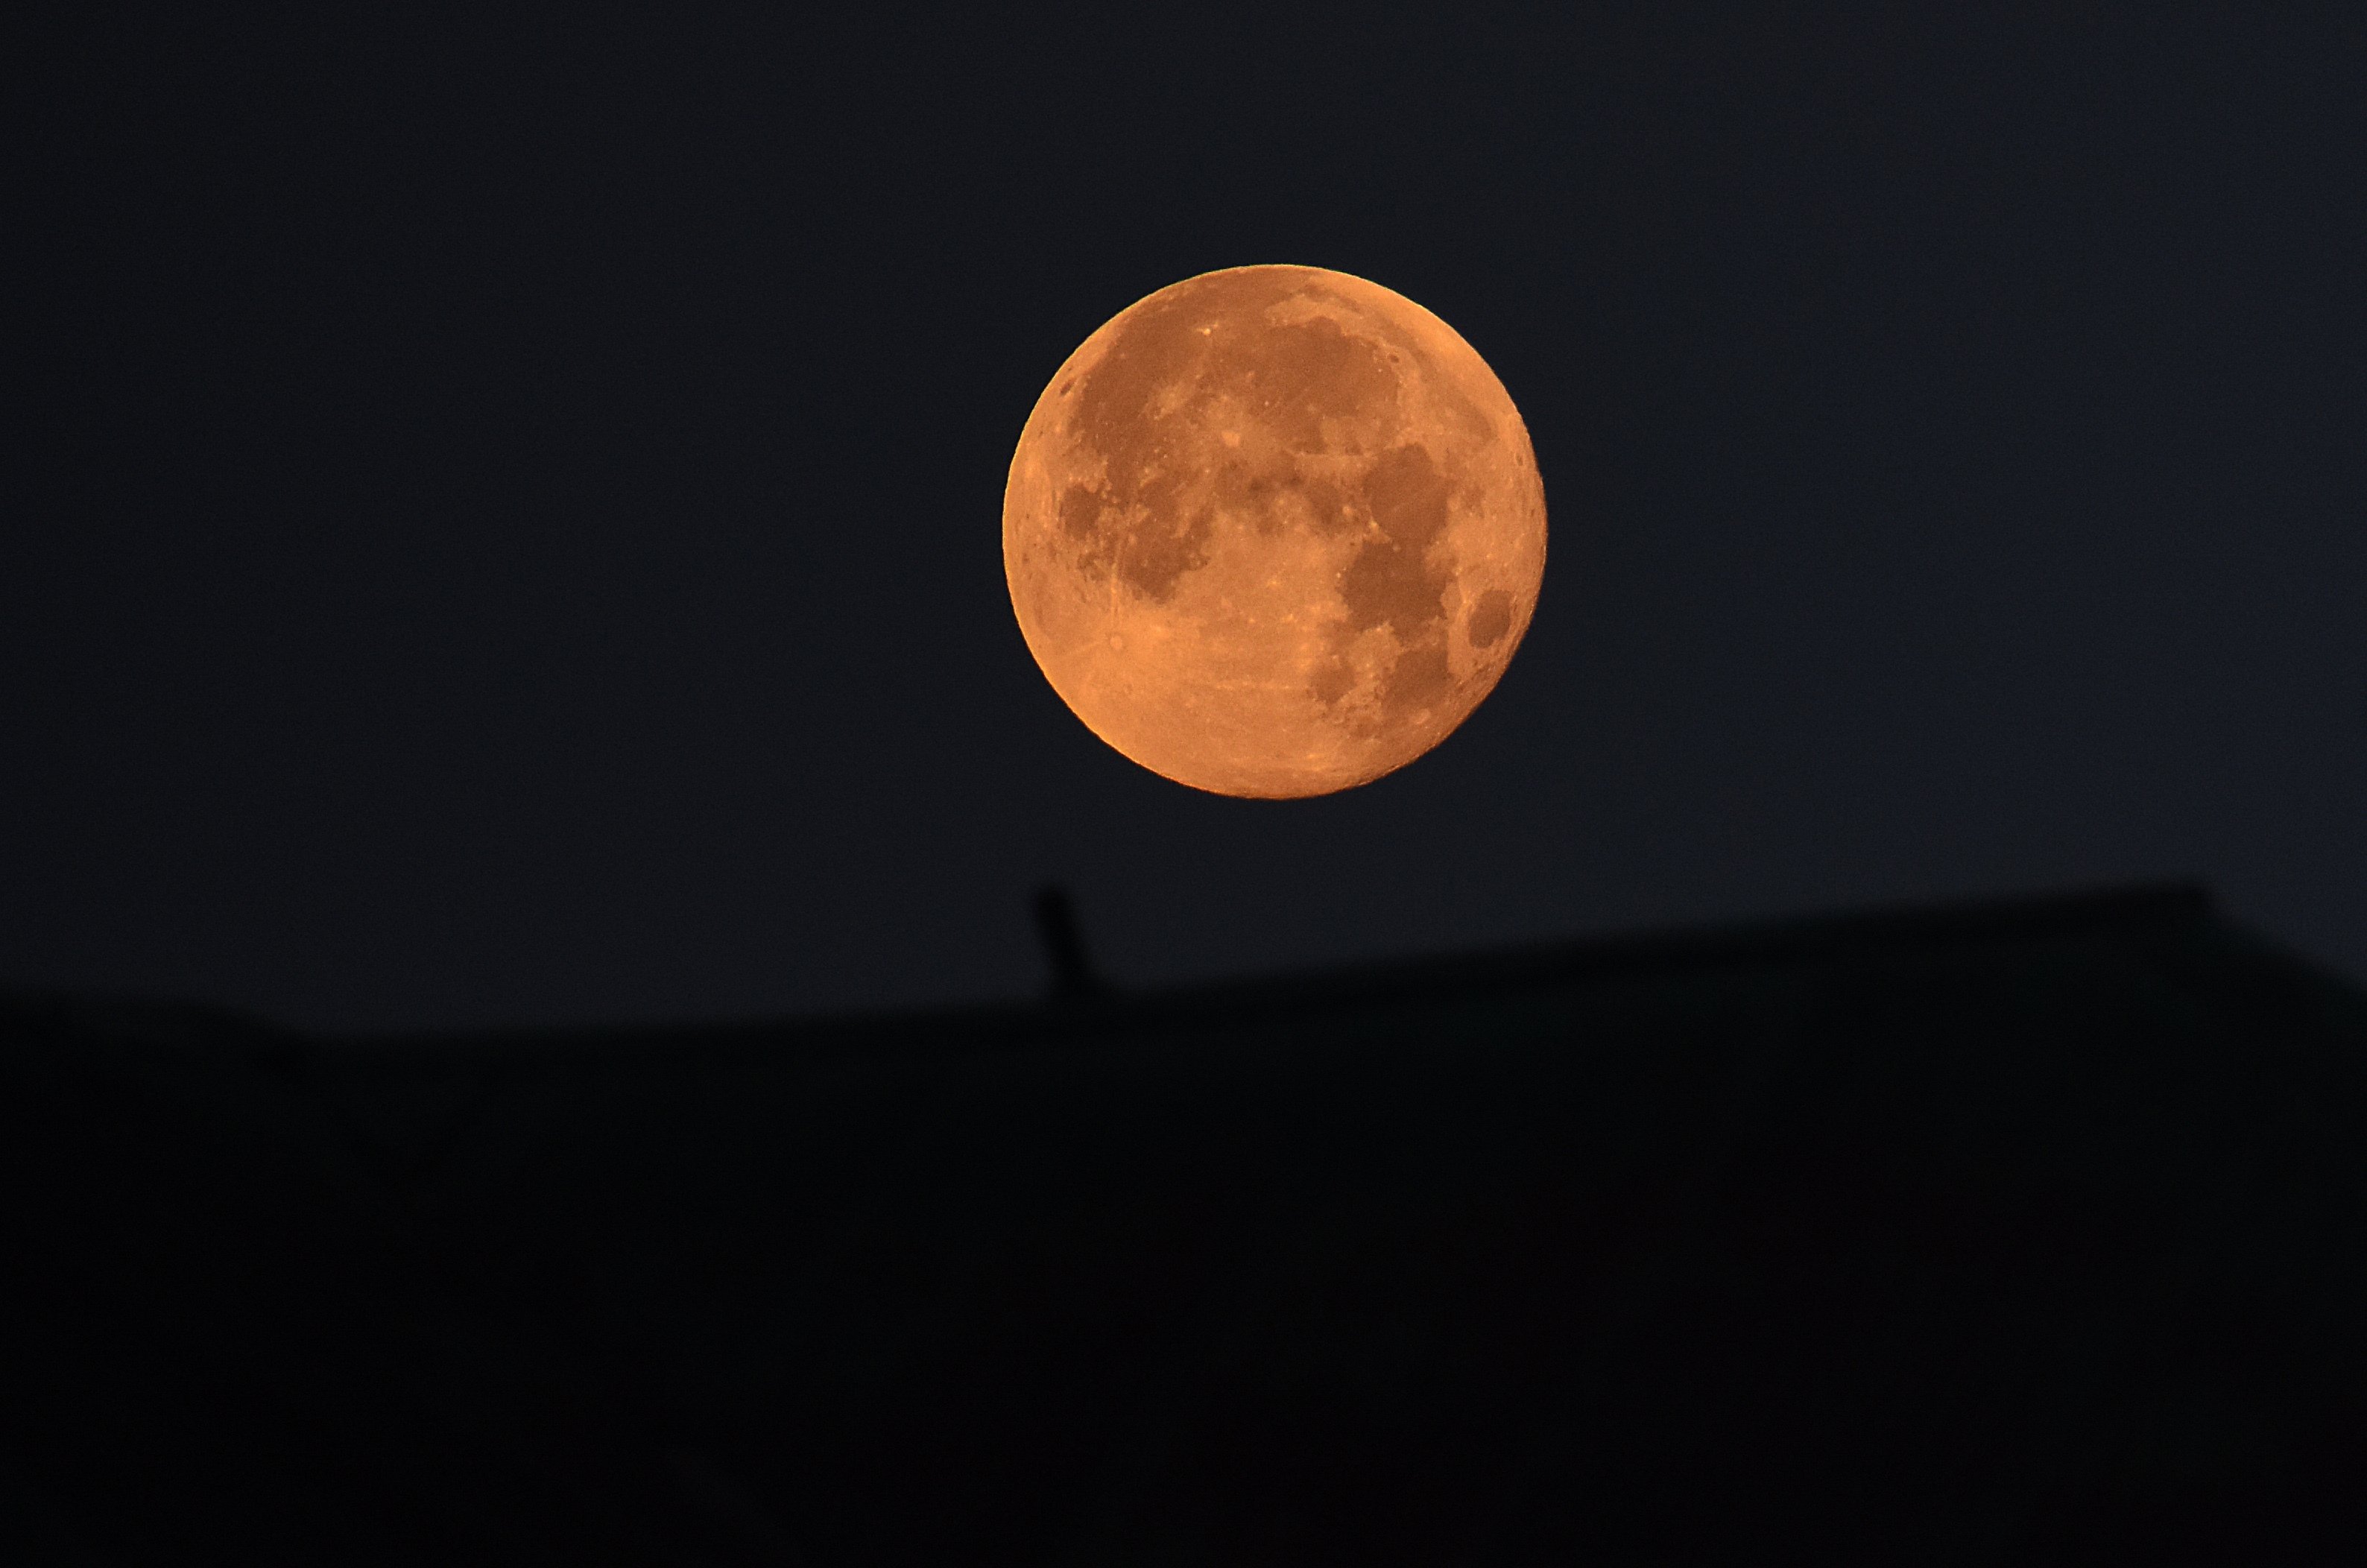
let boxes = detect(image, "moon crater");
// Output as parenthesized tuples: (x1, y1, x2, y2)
(1005, 265, 1546, 797)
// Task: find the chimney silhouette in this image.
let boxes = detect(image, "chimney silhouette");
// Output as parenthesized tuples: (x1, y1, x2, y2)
(1031, 883, 1104, 1001)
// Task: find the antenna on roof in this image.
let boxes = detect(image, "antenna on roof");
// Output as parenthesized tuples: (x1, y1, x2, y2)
(1032, 883, 1105, 1002)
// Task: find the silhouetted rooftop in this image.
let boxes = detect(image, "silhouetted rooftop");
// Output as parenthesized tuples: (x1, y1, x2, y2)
(4, 883, 2363, 1563)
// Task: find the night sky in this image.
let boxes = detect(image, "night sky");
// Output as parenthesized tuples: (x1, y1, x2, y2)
(13, 7, 2363, 1031)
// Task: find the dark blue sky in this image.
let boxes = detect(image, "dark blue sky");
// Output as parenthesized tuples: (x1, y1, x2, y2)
(11, 5, 2363, 1030)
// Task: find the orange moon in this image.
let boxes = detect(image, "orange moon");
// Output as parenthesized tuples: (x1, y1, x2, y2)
(1003, 265, 1546, 798)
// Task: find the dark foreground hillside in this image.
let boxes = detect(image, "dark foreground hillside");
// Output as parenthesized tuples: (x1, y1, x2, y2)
(4, 884, 2363, 1564)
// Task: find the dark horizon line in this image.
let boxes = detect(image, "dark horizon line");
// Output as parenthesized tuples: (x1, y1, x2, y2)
(0, 878, 2230, 1061)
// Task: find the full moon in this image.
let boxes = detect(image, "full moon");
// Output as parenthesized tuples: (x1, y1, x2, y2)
(1004, 265, 1546, 798)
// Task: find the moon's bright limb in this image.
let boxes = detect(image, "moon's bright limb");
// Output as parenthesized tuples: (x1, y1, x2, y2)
(1004, 265, 1546, 799)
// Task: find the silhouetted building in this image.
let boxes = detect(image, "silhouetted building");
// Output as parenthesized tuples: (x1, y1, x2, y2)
(3, 885, 2362, 1563)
